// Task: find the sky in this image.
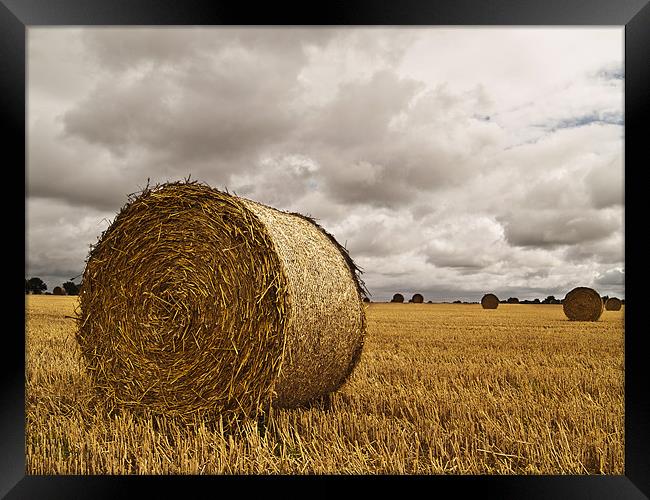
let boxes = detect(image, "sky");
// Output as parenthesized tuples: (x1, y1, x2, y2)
(26, 27, 624, 302)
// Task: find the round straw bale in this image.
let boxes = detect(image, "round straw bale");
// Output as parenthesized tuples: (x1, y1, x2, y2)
(52, 286, 65, 295)
(391, 293, 404, 303)
(604, 297, 622, 311)
(76, 181, 367, 423)
(481, 293, 499, 309)
(562, 287, 604, 321)
(411, 293, 424, 303)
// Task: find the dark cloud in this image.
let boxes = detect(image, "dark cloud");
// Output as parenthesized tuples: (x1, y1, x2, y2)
(342, 217, 421, 258)
(27, 119, 135, 211)
(26, 198, 114, 289)
(594, 268, 624, 286)
(563, 232, 624, 265)
(322, 160, 416, 209)
(499, 209, 620, 248)
(61, 48, 301, 166)
(425, 248, 497, 270)
(584, 159, 624, 209)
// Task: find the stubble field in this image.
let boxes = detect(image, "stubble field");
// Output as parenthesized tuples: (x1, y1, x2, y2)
(26, 295, 624, 474)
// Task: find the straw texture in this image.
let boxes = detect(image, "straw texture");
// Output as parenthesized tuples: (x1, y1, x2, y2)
(562, 287, 604, 321)
(481, 293, 499, 309)
(76, 181, 366, 423)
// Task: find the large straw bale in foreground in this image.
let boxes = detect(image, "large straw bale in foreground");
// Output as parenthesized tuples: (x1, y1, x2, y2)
(605, 297, 622, 311)
(562, 287, 604, 321)
(481, 293, 499, 309)
(76, 181, 366, 422)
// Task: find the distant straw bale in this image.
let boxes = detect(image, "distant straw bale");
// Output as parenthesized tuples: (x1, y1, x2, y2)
(391, 293, 405, 303)
(411, 293, 424, 303)
(52, 286, 65, 295)
(605, 297, 622, 311)
(76, 181, 367, 423)
(562, 287, 604, 321)
(481, 293, 499, 309)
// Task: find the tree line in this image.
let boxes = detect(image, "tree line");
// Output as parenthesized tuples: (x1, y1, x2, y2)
(25, 277, 81, 295)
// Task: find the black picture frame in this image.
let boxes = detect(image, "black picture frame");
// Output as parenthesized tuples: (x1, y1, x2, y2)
(5, 0, 648, 497)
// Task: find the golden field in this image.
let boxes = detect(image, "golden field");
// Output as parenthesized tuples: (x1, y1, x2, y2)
(25, 295, 624, 474)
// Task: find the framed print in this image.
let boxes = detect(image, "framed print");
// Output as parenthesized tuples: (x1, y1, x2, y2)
(4, 0, 648, 497)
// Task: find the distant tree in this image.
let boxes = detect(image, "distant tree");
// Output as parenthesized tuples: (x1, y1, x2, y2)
(542, 295, 556, 304)
(26, 277, 47, 295)
(453, 300, 462, 304)
(63, 281, 80, 296)
(533, 298, 541, 304)
(507, 297, 519, 304)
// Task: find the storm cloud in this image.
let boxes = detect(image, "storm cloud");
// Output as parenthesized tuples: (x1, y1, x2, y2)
(27, 27, 624, 300)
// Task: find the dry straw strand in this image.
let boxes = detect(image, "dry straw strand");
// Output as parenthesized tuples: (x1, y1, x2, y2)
(481, 293, 499, 309)
(604, 297, 622, 311)
(562, 287, 604, 321)
(75, 181, 366, 424)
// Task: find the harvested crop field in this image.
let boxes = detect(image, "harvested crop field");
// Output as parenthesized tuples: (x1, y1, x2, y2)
(26, 296, 624, 474)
